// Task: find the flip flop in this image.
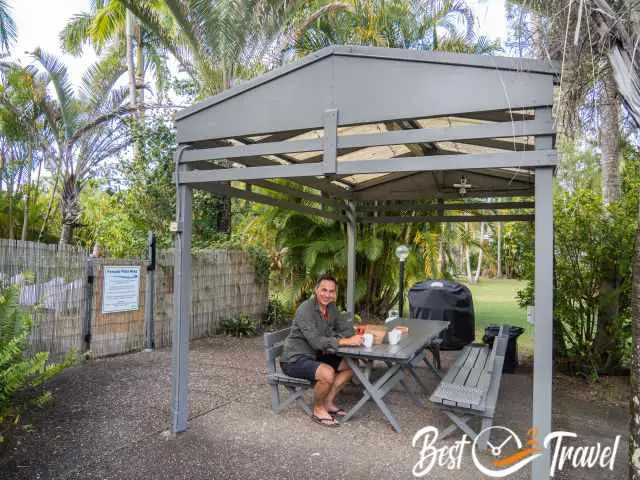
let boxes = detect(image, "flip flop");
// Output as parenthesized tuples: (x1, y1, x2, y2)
(311, 414, 340, 428)
(328, 408, 346, 417)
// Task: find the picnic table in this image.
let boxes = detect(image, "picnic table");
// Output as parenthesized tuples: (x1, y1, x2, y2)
(336, 318, 449, 432)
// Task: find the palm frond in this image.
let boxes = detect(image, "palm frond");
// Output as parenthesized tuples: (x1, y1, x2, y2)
(120, 0, 195, 78)
(89, 1, 125, 50)
(158, 0, 204, 58)
(31, 49, 76, 141)
(0, 0, 16, 53)
(60, 13, 94, 56)
(79, 48, 127, 110)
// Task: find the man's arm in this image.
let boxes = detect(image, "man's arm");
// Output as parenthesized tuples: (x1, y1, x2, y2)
(334, 309, 356, 338)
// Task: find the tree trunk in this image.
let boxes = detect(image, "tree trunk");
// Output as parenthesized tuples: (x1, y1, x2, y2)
(438, 223, 446, 277)
(125, 9, 137, 109)
(600, 67, 622, 206)
(465, 232, 472, 283)
(217, 190, 231, 235)
(473, 222, 485, 284)
(531, 11, 544, 59)
(630, 201, 640, 480)
(134, 17, 144, 116)
(58, 174, 80, 245)
(595, 66, 623, 372)
(497, 222, 502, 278)
(216, 160, 232, 235)
(7, 175, 13, 239)
(39, 170, 59, 241)
(0, 147, 5, 194)
(21, 144, 33, 241)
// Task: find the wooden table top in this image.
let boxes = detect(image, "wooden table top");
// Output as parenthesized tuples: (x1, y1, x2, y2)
(335, 318, 449, 363)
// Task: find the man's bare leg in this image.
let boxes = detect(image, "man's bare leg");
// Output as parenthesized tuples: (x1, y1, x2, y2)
(313, 364, 335, 419)
(326, 359, 352, 411)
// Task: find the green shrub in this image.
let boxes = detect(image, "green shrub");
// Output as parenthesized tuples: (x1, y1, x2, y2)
(263, 295, 291, 328)
(245, 245, 270, 284)
(0, 286, 75, 442)
(219, 313, 259, 337)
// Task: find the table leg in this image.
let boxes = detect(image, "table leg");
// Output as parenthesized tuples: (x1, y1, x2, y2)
(382, 360, 422, 407)
(341, 357, 404, 432)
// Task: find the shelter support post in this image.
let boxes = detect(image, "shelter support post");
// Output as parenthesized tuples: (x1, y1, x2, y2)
(346, 201, 356, 319)
(532, 165, 553, 479)
(171, 168, 193, 434)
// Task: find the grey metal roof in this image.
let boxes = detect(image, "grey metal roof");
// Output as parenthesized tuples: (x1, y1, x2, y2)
(176, 45, 558, 122)
(174, 45, 557, 221)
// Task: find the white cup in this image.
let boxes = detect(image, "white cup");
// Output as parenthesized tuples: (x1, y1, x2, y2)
(388, 329, 401, 345)
(363, 333, 374, 348)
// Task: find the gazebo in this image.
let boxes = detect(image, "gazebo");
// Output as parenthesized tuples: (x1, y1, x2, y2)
(171, 46, 557, 478)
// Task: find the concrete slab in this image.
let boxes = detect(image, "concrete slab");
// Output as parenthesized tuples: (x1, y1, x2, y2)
(0, 337, 630, 480)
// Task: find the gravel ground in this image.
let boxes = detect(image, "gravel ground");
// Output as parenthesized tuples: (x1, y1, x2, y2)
(0, 336, 630, 480)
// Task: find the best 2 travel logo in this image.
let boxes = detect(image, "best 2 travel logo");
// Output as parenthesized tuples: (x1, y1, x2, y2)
(411, 425, 621, 478)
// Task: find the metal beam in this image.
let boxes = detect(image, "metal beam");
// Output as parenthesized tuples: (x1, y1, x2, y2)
(185, 162, 351, 204)
(336, 118, 552, 150)
(181, 138, 323, 162)
(337, 150, 556, 176)
(220, 149, 353, 198)
(192, 181, 348, 222)
(357, 214, 533, 224)
(253, 129, 315, 143)
(355, 201, 535, 213)
(456, 111, 535, 122)
(171, 164, 192, 434)
(459, 168, 534, 184)
(532, 166, 553, 480)
(247, 180, 345, 208)
(324, 109, 338, 172)
(180, 162, 327, 183)
(183, 136, 353, 198)
(238, 158, 351, 198)
(456, 138, 533, 151)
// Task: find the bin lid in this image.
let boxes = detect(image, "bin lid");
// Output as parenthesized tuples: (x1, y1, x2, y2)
(485, 324, 525, 337)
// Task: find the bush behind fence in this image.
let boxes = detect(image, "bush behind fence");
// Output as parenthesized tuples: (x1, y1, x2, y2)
(0, 240, 268, 360)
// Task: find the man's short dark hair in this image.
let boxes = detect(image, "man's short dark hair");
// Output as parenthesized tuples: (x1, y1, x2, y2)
(316, 274, 337, 287)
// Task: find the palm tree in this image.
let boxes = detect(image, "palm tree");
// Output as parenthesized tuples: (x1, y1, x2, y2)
(0, 64, 54, 240)
(509, 0, 640, 473)
(60, 0, 172, 111)
(507, 0, 628, 371)
(121, 0, 303, 97)
(574, 2, 640, 476)
(292, 0, 495, 55)
(120, 0, 318, 234)
(30, 49, 134, 244)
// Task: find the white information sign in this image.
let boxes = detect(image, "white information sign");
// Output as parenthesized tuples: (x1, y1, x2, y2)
(102, 266, 141, 314)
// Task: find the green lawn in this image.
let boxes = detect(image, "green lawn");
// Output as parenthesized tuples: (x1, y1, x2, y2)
(463, 278, 533, 353)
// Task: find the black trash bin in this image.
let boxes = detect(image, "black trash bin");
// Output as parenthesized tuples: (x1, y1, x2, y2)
(482, 325, 525, 373)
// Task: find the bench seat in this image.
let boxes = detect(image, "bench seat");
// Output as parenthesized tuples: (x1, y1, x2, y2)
(429, 325, 510, 450)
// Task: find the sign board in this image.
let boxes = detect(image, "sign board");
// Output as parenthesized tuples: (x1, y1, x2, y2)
(102, 266, 141, 314)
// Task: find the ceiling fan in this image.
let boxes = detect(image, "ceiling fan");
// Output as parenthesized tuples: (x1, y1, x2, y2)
(452, 175, 472, 196)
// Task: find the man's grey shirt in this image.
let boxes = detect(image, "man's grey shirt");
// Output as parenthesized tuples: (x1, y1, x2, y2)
(281, 296, 355, 362)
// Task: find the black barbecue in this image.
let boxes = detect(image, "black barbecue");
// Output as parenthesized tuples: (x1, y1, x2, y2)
(408, 279, 475, 350)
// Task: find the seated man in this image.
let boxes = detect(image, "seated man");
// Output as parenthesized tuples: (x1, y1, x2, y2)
(281, 274, 363, 427)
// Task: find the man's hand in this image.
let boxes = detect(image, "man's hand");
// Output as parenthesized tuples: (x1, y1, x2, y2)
(338, 334, 363, 347)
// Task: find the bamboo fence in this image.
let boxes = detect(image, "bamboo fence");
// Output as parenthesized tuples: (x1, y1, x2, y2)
(0, 240, 268, 359)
